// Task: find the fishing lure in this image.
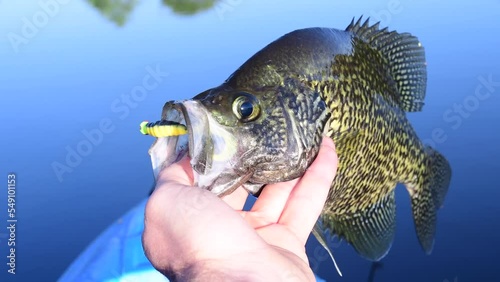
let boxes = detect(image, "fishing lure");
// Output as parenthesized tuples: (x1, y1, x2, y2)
(139, 120, 187, 137)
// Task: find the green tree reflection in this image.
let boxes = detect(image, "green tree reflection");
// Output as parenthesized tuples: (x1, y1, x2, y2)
(162, 0, 216, 15)
(87, 0, 137, 27)
(88, 0, 218, 27)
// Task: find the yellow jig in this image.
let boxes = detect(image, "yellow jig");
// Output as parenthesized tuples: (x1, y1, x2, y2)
(139, 120, 187, 137)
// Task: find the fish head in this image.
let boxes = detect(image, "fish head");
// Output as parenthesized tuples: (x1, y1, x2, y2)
(149, 78, 329, 197)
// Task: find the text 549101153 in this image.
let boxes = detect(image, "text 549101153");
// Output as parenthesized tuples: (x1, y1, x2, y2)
(6, 173, 16, 275)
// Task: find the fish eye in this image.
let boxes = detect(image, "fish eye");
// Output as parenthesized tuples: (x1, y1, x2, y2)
(232, 93, 260, 122)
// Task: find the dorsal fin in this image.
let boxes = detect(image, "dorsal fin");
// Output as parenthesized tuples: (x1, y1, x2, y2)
(346, 17, 427, 112)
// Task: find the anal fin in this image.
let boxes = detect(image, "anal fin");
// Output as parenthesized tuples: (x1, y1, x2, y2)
(323, 191, 396, 261)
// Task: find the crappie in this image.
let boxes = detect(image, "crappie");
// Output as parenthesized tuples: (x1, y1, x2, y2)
(147, 17, 451, 263)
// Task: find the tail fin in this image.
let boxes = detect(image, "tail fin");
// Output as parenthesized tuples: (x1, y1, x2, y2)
(406, 146, 451, 253)
(425, 146, 452, 209)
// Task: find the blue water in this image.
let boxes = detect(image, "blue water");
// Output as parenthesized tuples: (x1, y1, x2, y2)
(0, 0, 499, 281)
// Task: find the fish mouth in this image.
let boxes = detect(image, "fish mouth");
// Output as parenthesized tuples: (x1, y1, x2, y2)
(148, 101, 189, 181)
(148, 100, 239, 193)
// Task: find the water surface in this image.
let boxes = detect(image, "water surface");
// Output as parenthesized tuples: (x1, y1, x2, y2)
(0, 1, 499, 281)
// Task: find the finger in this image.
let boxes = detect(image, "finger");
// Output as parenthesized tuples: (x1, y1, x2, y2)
(249, 178, 299, 224)
(278, 137, 338, 244)
(156, 155, 194, 186)
(222, 187, 249, 210)
(157, 155, 248, 211)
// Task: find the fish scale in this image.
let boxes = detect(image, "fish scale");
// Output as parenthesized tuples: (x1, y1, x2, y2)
(255, 18, 450, 261)
(148, 16, 451, 271)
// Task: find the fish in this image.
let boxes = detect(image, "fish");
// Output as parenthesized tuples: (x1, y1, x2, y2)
(146, 17, 452, 269)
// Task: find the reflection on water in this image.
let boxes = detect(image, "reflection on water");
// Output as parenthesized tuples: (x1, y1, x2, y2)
(366, 262, 383, 282)
(88, 0, 217, 26)
(162, 0, 216, 15)
(87, 0, 138, 26)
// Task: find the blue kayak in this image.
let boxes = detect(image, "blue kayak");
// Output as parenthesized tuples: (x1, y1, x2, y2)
(59, 198, 326, 282)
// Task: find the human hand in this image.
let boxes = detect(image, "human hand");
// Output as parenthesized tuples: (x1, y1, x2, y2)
(143, 137, 338, 281)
